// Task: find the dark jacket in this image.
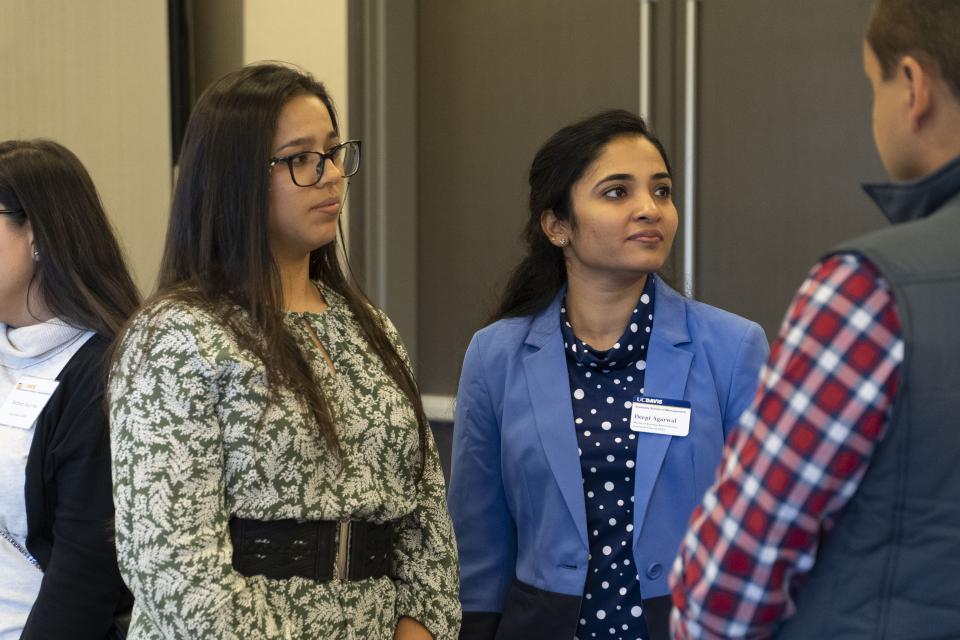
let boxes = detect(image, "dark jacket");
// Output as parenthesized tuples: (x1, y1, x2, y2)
(22, 333, 132, 639)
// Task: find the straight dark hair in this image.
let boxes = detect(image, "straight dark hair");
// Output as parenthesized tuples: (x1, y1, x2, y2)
(490, 109, 672, 323)
(120, 63, 428, 474)
(0, 140, 140, 337)
(867, 0, 960, 97)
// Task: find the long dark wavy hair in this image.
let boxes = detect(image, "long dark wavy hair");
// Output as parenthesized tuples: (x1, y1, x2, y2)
(490, 110, 672, 324)
(0, 139, 140, 336)
(118, 63, 428, 474)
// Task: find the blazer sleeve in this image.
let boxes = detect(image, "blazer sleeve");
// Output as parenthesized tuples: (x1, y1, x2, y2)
(722, 321, 769, 437)
(21, 344, 130, 640)
(447, 332, 518, 640)
(109, 306, 286, 639)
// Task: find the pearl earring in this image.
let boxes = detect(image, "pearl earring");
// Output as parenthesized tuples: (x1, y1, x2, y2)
(32, 247, 39, 261)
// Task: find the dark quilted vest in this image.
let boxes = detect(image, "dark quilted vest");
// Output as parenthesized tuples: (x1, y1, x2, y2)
(777, 194, 960, 639)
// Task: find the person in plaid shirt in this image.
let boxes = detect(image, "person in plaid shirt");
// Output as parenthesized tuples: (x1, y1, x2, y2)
(670, 1, 960, 637)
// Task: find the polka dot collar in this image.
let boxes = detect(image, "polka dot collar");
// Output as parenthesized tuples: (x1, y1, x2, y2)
(560, 276, 656, 372)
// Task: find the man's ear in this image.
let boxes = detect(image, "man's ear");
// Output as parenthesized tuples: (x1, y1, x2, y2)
(901, 55, 933, 132)
(540, 209, 570, 247)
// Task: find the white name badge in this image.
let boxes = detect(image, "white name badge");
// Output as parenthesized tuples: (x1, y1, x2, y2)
(630, 396, 692, 437)
(0, 376, 60, 430)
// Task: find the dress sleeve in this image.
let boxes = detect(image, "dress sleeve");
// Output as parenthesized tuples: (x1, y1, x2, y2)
(109, 305, 287, 639)
(447, 332, 518, 640)
(378, 312, 462, 640)
(22, 344, 130, 640)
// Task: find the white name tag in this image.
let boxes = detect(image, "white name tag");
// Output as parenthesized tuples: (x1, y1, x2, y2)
(0, 376, 60, 430)
(629, 396, 691, 437)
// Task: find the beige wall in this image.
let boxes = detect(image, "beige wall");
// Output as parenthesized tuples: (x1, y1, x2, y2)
(242, 0, 350, 242)
(1, 1, 350, 294)
(192, 0, 348, 129)
(243, 0, 348, 125)
(0, 0, 171, 293)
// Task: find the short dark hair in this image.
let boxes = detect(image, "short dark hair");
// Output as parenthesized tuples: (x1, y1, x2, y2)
(867, 0, 960, 97)
(491, 109, 671, 322)
(0, 139, 140, 336)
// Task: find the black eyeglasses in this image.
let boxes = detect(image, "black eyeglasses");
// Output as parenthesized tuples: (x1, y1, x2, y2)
(269, 140, 361, 187)
(0, 208, 24, 215)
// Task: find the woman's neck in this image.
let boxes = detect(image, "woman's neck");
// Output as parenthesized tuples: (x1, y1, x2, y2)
(2, 290, 54, 329)
(276, 255, 327, 313)
(564, 269, 648, 351)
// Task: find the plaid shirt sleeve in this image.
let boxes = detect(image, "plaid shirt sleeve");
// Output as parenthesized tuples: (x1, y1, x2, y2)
(668, 253, 903, 639)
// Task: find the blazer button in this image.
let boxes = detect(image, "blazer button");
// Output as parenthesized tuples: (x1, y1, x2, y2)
(645, 562, 663, 580)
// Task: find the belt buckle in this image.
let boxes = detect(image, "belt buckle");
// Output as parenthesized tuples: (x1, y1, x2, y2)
(335, 519, 352, 581)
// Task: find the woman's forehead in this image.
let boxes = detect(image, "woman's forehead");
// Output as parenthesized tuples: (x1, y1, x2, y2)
(581, 136, 668, 184)
(273, 94, 335, 149)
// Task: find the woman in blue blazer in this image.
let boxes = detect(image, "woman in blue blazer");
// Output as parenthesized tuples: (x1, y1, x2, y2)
(448, 111, 768, 640)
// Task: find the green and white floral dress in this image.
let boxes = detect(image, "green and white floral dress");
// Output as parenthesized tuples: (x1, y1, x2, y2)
(109, 286, 460, 639)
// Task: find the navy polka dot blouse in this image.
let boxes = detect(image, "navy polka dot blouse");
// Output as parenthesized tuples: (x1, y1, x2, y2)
(561, 276, 656, 640)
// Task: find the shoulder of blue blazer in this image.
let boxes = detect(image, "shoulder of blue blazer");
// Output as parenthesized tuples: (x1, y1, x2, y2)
(466, 277, 761, 427)
(465, 291, 564, 399)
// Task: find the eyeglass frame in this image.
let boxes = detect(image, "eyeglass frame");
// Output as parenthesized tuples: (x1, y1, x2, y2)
(268, 140, 362, 187)
(0, 208, 24, 215)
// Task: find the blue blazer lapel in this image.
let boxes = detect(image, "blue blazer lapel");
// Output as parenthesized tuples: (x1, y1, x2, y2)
(633, 279, 693, 531)
(522, 293, 589, 547)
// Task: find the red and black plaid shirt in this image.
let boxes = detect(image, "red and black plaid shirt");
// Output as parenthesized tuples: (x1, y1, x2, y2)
(669, 253, 903, 639)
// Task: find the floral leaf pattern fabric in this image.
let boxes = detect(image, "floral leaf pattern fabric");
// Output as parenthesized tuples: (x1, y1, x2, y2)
(109, 286, 460, 639)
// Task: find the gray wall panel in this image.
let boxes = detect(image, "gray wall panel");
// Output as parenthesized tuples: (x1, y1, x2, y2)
(418, 0, 643, 394)
(696, 0, 887, 338)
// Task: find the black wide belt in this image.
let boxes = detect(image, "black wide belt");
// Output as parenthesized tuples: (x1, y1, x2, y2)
(228, 516, 394, 582)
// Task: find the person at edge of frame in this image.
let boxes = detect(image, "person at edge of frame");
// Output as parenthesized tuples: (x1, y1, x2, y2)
(671, 0, 960, 637)
(0, 139, 137, 640)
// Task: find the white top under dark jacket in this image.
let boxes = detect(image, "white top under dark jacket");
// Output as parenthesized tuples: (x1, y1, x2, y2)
(0, 320, 92, 640)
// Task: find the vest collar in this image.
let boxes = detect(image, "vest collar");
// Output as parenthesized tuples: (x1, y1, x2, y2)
(862, 155, 960, 225)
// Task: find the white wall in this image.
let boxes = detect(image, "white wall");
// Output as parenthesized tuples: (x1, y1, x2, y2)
(0, 0, 171, 293)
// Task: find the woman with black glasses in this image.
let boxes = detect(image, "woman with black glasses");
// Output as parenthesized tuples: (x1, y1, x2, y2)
(0, 139, 136, 639)
(108, 63, 460, 640)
